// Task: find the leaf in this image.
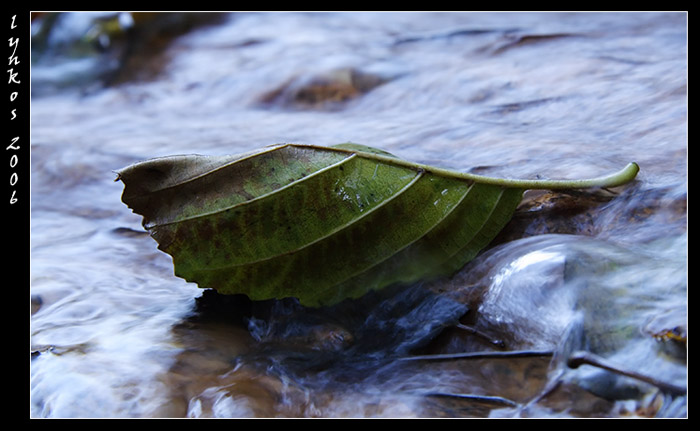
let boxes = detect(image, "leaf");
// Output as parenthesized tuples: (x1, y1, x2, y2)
(117, 143, 639, 307)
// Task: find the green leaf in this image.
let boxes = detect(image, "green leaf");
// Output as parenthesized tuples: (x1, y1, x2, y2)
(117, 143, 639, 307)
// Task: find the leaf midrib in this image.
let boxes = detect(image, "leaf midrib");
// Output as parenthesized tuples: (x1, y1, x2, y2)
(152, 149, 355, 227)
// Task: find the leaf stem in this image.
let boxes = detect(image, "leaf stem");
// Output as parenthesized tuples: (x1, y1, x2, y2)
(294, 144, 640, 190)
(422, 162, 640, 190)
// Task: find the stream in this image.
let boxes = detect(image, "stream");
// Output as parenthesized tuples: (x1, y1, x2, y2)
(29, 12, 687, 418)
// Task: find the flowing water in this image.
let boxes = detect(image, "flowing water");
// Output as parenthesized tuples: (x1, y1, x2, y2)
(29, 12, 687, 418)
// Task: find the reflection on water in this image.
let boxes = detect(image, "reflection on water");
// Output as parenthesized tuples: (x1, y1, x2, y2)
(30, 12, 686, 417)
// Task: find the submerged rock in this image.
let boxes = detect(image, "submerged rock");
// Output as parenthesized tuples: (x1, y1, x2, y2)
(30, 12, 225, 95)
(258, 67, 393, 110)
(425, 233, 687, 416)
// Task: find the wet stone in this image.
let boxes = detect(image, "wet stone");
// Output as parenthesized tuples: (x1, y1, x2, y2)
(31, 295, 43, 315)
(258, 67, 392, 110)
(492, 189, 616, 245)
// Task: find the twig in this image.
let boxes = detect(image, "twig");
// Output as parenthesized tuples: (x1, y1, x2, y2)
(425, 392, 519, 407)
(567, 351, 686, 397)
(454, 323, 506, 348)
(399, 349, 554, 362)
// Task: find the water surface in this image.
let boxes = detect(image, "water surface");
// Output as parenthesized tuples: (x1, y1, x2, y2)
(30, 12, 687, 417)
